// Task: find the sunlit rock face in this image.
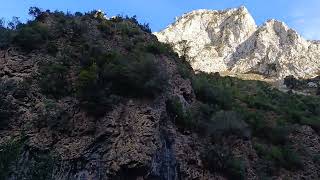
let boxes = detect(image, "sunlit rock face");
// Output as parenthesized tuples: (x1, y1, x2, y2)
(155, 6, 320, 79)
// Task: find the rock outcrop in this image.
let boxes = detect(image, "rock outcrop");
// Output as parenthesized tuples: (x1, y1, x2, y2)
(155, 6, 320, 79)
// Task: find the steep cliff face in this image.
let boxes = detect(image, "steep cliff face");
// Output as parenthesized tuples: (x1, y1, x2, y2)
(155, 6, 320, 79)
(0, 11, 215, 180)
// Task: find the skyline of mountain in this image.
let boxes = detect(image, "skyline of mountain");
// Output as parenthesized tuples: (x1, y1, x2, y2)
(0, 0, 320, 39)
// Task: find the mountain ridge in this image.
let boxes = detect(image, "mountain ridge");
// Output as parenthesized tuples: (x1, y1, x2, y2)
(155, 6, 320, 80)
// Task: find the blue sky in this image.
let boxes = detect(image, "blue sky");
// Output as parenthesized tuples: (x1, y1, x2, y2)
(0, 0, 319, 39)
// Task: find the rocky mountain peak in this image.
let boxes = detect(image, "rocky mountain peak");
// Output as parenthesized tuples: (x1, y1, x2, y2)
(155, 6, 320, 79)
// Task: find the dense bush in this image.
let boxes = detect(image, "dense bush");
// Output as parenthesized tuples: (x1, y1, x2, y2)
(70, 20, 89, 39)
(46, 42, 59, 55)
(0, 137, 56, 180)
(39, 99, 69, 131)
(0, 80, 16, 129)
(0, 138, 24, 179)
(25, 151, 56, 180)
(97, 20, 113, 36)
(101, 16, 143, 37)
(313, 154, 320, 165)
(145, 42, 172, 55)
(166, 96, 194, 130)
(202, 145, 246, 180)
(75, 50, 167, 116)
(0, 96, 14, 128)
(284, 75, 299, 89)
(0, 27, 13, 49)
(117, 21, 141, 37)
(101, 52, 168, 97)
(117, 15, 152, 33)
(76, 63, 117, 116)
(209, 111, 250, 139)
(254, 143, 303, 172)
(39, 63, 70, 98)
(192, 73, 233, 110)
(13, 21, 49, 51)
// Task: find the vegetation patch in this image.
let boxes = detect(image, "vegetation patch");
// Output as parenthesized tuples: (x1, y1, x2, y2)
(202, 145, 246, 180)
(0, 138, 25, 179)
(39, 62, 70, 99)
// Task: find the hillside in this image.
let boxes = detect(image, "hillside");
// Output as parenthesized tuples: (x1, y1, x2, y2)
(155, 6, 320, 80)
(0, 8, 320, 180)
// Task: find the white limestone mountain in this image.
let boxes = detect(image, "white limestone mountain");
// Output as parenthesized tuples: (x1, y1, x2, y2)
(154, 6, 320, 79)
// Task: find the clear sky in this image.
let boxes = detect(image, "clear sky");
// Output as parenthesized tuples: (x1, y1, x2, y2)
(0, 0, 319, 39)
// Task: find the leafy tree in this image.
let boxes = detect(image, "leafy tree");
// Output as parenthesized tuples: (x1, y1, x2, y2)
(8, 16, 21, 29)
(29, 7, 42, 18)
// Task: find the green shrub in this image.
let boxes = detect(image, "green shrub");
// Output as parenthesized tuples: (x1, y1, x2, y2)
(192, 73, 233, 110)
(245, 111, 293, 145)
(202, 145, 246, 180)
(226, 158, 246, 180)
(77, 63, 98, 96)
(313, 154, 320, 165)
(0, 80, 16, 129)
(284, 75, 299, 89)
(76, 63, 121, 116)
(176, 59, 193, 79)
(146, 42, 171, 55)
(117, 21, 140, 37)
(102, 52, 168, 97)
(0, 138, 24, 179)
(26, 151, 56, 180)
(281, 148, 303, 170)
(39, 99, 69, 131)
(39, 63, 70, 98)
(13, 21, 49, 51)
(255, 144, 303, 171)
(266, 126, 293, 145)
(75, 49, 167, 116)
(301, 118, 320, 132)
(70, 20, 88, 38)
(166, 96, 194, 130)
(97, 20, 113, 36)
(46, 42, 59, 56)
(209, 111, 250, 139)
(116, 15, 151, 33)
(0, 27, 13, 49)
(247, 95, 276, 111)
